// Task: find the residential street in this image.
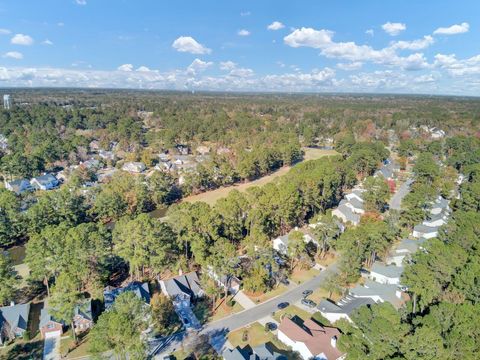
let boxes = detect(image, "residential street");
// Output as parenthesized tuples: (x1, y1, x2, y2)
(150, 262, 339, 358)
(389, 178, 413, 210)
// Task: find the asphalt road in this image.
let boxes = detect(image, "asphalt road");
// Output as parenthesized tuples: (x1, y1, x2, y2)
(150, 262, 339, 357)
(389, 178, 413, 211)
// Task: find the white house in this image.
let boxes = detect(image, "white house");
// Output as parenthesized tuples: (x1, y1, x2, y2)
(350, 280, 405, 309)
(345, 190, 364, 204)
(412, 224, 438, 239)
(369, 263, 403, 285)
(277, 317, 345, 360)
(272, 231, 317, 255)
(386, 238, 425, 266)
(4, 179, 33, 194)
(332, 204, 361, 226)
(30, 174, 59, 191)
(423, 213, 448, 228)
(122, 162, 146, 173)
(318, 297, 375, 324)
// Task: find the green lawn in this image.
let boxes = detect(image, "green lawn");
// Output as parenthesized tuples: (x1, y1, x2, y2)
(272, 305, 312, 323)
(59, 331, 91, 359)
(245, 284, 288, 304)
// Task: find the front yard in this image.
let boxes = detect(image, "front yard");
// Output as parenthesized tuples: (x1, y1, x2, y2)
(192, 296, 244, 324)
(244, 284, 289, 304)
(289, 267, 320, 284)
(59, 330, 91, 359)
(272, 304, 312, 323)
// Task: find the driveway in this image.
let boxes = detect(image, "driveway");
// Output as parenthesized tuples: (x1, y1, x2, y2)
(173, 300, 201, 330)
(43, 334, 61, 360)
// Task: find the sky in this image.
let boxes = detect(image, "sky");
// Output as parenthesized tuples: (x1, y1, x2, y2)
(0, 0, 479, 95)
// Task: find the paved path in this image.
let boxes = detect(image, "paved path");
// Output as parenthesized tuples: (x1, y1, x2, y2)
(151, 262, 338, 358)
(389, 178, 413, 210)
(43, 335, 61, 360)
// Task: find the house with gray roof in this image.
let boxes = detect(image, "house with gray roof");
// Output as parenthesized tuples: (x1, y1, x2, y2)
(386, 238, 426, 266)
(423, 212, 448, 228)
(369, 263, 403, 285)
(159, 272, 204, 305)
(122, 162, 146, 173)
(73, 299, 93, 333)
(222, 343, 287, 360)
(430, 197, 450, 215)
(0, 303, 30, 345)
(412, 224, 438, 239)
(30, 174, 59, 191)
(332, 204, 361, 226)
(318, 296, 375, 324)
(103, 282, 151, 310)
(40, 307, 64, 338)
(350, 280, 406, 309)
(4, 179, 33, 194)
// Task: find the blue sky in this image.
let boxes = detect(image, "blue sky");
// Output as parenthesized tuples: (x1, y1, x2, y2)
(0, 0, 479, 95)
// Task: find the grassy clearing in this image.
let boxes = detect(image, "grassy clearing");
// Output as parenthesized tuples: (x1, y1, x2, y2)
(272, 305, 312, 323)
(290, 268, 320, 284)
(192, 296, 244, 324)
(309, 287, 342, 304)
(244, 284, 288, 304)
(0, 338, 43, 360)
(184, 148, 339, 206)
(60, 331, 91, 359)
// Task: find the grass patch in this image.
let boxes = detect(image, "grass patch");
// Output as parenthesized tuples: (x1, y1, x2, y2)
(210, 296, 244, 322)
(309, 287, 342, 304)
(315, 252, 337, 267)
(228, 323, 280, 349)
(59, 331, 91, 359)
(272, 305, 312, 323)
(290, 268, 320, 284)
(0, 339, 43, 360)
(245, 284, 288, 304)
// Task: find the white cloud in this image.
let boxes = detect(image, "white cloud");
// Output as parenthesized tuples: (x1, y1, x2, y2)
(3, 51, 23, 60)
(187, 58, 213, 75)
(240, 11, 251, 17)
(382, 22, 406, 36)
(284, 27, 333, 48)
(396, 53, 429, 71)
(42, 39, 54, 45)
(0, 29, 11, 35)
(172, 36, 211, 54)
(136, 66, 151, 72)
(390, 35, 434, 51)
(57, 22, 64, 27)
(220, 61, 236, 71)
(337, 62, 363, 71)
(229, 68, 254, 78)
(75, 0, 87, 5)
(365, 29, 374, 36)
(268, 21, 285, 31)
(433, 22, 469, 35)
(434, 53, 480, 76)
(238, 29, 250, 36)
(117, 64, 133, 72)
(11, 34, 34, 46)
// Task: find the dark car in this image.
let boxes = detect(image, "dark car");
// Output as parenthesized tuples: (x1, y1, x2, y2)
(302, 290, 313, 297)
(265, 322, 277, 331)
(279, 277, 290, 286)
(301, 298, 317, 308)
(182, 317, 190, 325)
(277, 302, 289, 309)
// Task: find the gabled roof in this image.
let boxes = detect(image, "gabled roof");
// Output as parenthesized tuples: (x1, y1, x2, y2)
(413, 224, 438, 234)
(347, 197, 364, 210)
(0, 303, 30, 332)
(350, 280, 404, 309)
(31, 174, 58, 185)
(104, 282, 150, 310)
(370, 263, 403, 279)
(74, 299, 93, 321)
(318, 296, 375, 315)
(335, 204, 360, 223)
(278, 317, 343, 360)
(394, 239, 420, 254)
(161, 272, 203, 299)
(40, 307, 64, 328)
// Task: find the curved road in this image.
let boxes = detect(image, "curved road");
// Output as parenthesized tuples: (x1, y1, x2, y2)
(150, 262, 338, 357)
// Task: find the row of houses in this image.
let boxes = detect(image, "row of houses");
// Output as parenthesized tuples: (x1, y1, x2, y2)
(318, 195, 451, 324)
(4, 173, 59, 194)
(331, 188, 365, 226)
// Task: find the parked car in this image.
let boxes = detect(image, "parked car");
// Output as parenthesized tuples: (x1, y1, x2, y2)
(265, 322, 277, 331)
(301, 299, 317, 308)
(277, 302, 289, 309)
(279, 277, 290, 286)
(302, 290, 313, 297)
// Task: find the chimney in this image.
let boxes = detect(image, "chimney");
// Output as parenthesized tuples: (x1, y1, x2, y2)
(395, 290, 402, 299)
(10, 301, 15, 307)
(294, 226, 298, 231)
(331, 336, 337, 348)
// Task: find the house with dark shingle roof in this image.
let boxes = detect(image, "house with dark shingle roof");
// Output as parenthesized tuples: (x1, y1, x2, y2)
(350, 280, 406, 309)
(277, 317, 345, 360)
(159, 272, 204, 305)
(4, 179, 33, 194)
(73, 299, 93, 333)
(103, 282, 151, 311)
(30, 174, 59, 191)
(0, 303, 30, 345)
(222, 343, 286, 360)
(318, 296, 375, 324)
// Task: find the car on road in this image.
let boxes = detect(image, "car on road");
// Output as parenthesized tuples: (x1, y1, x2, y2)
(301, 298, 317, 308)
(182, 317, 190, 325)
(277, 302, 289, 309)
(302, 290, 313, 297)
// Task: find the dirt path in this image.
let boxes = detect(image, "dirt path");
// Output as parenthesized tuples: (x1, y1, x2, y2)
(183, 148, 339, 206)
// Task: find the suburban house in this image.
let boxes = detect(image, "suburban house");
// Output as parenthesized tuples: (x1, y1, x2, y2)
(423, 212, 448, 228)
(350, 280, 406, 309)
(340, 198, 364, 214)
(159, 272, 204, 305)
(332, 204, 361, 226)
(272, 231, 317, 255)
(386, 238, 426, 266)
(277, 316, 345, 360)
(73, 299, 94, 334)
(430, 197, 450, 215)
(318, 296, 375, 324)
(345, 190, 365, 204)
(412, 224, 438, 239)
(368, 263, 403, 285)
(0, 303, 30, 345)
(30, 174, 59, 191)
(429, 127, 446, 139)
(98, 150, 115, 161)
(39, 307, 64, 339)
(104, 282, 151, 311)
(222, 343, 287, 360)
(4, 179, 33, 194)
(206, 267, 241, 294)
(122, 161, 146, 173)
(158, 152, 170, 162)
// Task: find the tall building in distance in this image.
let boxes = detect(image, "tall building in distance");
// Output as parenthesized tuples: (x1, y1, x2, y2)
(3, 94, 11, 110)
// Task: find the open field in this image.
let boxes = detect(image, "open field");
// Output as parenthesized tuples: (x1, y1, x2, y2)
(183, 148, 339, 206)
